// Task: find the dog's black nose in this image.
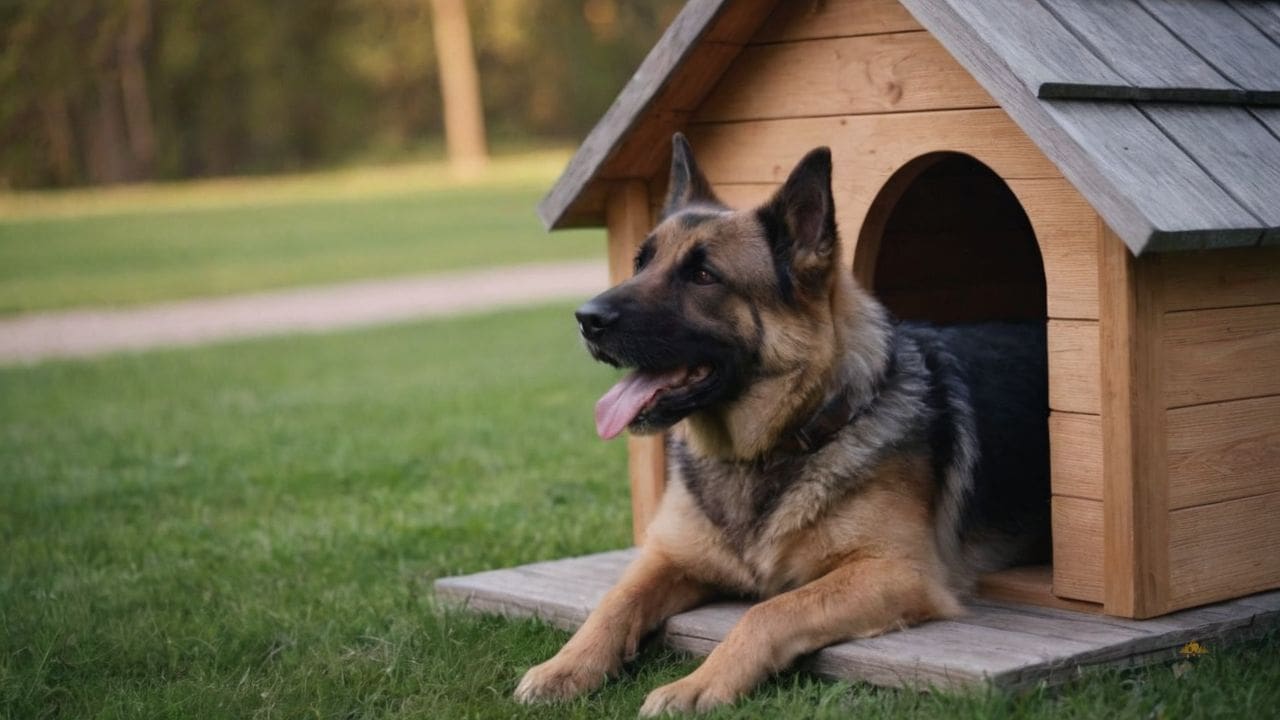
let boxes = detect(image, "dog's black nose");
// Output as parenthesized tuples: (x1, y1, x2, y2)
(575, 300, 619, 340)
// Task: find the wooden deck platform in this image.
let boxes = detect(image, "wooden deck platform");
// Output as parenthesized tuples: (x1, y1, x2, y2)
(435, 549, 1280, 691)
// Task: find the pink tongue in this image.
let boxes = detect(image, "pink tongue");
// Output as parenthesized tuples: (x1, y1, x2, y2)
(595, 368, 688, 440)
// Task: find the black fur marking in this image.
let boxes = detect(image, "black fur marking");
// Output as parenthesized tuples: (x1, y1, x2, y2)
(941, 323, 1051, 561)
(918, 337, 958, 491)
(901, 321, 1051, 564)
(634, 237, 656, 273)
(754, 206, 796, 304)
(672, 437, 798, 552)
(678, 211, 719, 229)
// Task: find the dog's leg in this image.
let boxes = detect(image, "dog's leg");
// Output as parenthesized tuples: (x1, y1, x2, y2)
(639, 556, 960, 716)
(515, 548, 710, 703)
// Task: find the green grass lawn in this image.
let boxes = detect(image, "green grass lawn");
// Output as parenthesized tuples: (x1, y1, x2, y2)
(0, 151, 600, 315)
(2, 304, 1278, 719)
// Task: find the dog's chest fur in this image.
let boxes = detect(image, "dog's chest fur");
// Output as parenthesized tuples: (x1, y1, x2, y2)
(654, 444, 936, 598)
(663, 438, 913, 596)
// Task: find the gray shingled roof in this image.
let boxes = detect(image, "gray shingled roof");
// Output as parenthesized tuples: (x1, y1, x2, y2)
(540, 0, 1280, 255)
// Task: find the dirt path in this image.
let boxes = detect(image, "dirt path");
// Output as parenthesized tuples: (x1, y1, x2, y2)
(0, 259, 606, 365)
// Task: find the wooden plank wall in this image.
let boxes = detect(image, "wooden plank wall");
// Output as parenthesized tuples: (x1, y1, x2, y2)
(1043, 242, 1280, 612)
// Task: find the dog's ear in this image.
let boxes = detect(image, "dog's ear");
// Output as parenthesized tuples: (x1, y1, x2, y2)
(759, 147, 837, 299)
(661, 133, 721, 219)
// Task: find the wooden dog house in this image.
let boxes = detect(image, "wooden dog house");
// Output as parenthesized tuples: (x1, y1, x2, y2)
(538, 0, 1280, 620)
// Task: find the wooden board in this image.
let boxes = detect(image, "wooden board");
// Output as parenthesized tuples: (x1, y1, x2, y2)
(1098, 232, 1169, 618)
(695, 32, 993, 122)
(1141, 104, 1280, 229)
(1138, 0, 1280, 104)
(1048, 411, 1102, 500)
(977, 564, 1102, 614)
(1039, 0, 1239, 103)
(752, 0, 921, 43)
(1043, 100, 1261, 250)
(685, 109, 1059, 185)
(1167, 395, 1280, 509)
(435, 550, 1280, 691)
(926, 0, 1124, 100)
(1229, 1, 1280, 47)
(1161, 246, 1280, 312)
(1163, 304, 1280, 408)
(1052, 496, 1104, 603)
(1047, 320, 1099, 414)
(1169, 490, 1280, 609)
(1005, 178, 1099, 320)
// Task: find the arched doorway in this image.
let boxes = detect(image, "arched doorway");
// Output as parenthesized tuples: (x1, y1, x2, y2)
(855, 153, 1046, 325)
(856, 152, 1055, 577)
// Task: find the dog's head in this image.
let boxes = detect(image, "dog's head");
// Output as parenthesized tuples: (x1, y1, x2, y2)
(579, 134, 841, 439)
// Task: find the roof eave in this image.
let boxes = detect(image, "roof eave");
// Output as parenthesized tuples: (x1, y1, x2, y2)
(538, 0, 738, 232)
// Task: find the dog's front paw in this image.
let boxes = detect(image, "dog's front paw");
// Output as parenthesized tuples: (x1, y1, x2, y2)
(514, 658, 607, 704)
(639, 676, 735, 716)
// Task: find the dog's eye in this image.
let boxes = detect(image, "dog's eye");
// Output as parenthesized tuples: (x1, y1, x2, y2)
(633, 241, 656, 273)
(691, 268, 718, 285)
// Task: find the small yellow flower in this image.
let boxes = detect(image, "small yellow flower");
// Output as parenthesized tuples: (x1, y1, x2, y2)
(1179, 640, 1209, 657)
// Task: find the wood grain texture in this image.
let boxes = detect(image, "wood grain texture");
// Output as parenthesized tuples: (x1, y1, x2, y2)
(977, 565, 1103, 614)
(1047, 320, 1100, 414)
(1138, 0, 1280, 104)
(1160, 245, 1280, 311)
(695, 32, 993, 122)
(658, 43, 746, 113)
(933, 0, 1123, 99)
(1168, 395, 1280, 509)
(1038, 0, 1240, 103)
(1141, 104, 1280, 230)
(1052, 496, 1104, 603)
(1049, 411, 1102, 500)
(1169, 490, 1280, 609)
(605, 181, 668, 545)
(1098, 227, 1169, 618)
(1005, 178, 1099, 319)
(437, 550, 1280, 685)
(702, 0, 783, 43)
(685, 109, 1057, 184)
(1163, 304, 1280, 408)
(1229, 0, 1280, 45)
(1253, 108, 1280, 139)
(627, 435, 667, 545)
(684, 108, 1059, 260)
(1044, 100, 1262, 250)
(752, 0, 922, 43)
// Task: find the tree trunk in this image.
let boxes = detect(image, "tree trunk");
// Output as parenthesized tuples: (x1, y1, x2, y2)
(39, 93, 78, 184)
(430, 0, 487, 175)
(118, 0, 156, 176)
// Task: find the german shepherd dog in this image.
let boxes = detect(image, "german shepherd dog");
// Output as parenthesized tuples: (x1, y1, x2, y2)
(516, 134, 1049, 715)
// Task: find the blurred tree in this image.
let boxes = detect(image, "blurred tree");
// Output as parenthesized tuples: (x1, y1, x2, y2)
(0, 0, 683, 189)
(431, 0, 488, 174)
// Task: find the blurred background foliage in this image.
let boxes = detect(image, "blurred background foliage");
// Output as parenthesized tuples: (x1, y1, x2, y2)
(0, 0, 682, 189)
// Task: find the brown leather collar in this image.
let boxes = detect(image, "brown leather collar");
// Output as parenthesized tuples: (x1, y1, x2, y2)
(773, 347, 896, 456)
